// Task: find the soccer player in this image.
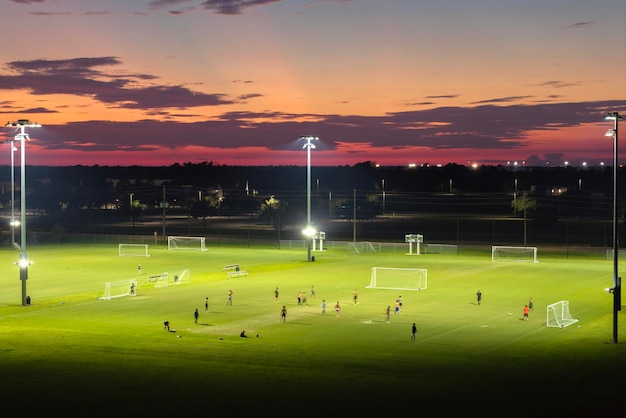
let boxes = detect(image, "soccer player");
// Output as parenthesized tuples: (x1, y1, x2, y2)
(164, 320, 170, 331)
(321, 299, 326, 315)
(204, 297, 209, 312)
(274, 287, 279, 303)
(386, 306, 391, 323)
(280, 306, 287, 322)
(227, 290, 233, 306)
(310, 285, 316, 299)
(411, 323, 417, 342)
(194, 308, 199, 324)
(476, 290, 482, 306)
(523, 304, 529, 320)
(335, 301, 341, 317)
(528, 297, 534, 311)
(138, 264, 142, 275)
(353, 289, 358, 305)
(394, 300, 400, 315)
(297, 290, 302, 307)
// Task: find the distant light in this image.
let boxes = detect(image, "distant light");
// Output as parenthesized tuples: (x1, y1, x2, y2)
(606, 129, 616, 137)
(408, 163, 416, 168)
(471, 163, 478, 169)
(302, 226, 317, 237)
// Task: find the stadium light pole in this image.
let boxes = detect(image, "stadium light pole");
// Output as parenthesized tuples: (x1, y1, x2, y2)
(606, 111, 622, 343)
(300, 135, 318, 261)
(5, 120, 41, 306)
(3, 139, 19, 247)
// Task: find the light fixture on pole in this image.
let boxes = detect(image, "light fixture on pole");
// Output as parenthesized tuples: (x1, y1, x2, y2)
(300, 135, 318, 262)
(605, 111, 622, 343)
(5, 119, 41, 306)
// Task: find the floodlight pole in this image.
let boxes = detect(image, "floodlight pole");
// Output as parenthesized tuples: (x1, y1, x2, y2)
(606, 112, 622, 343)
(5, 120, 41, 306)
(300, 135, 318, 261)
(8, 140, 17, 247)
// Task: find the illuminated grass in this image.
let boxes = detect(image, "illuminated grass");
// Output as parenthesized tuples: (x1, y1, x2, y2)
(0, 243, 624, 416)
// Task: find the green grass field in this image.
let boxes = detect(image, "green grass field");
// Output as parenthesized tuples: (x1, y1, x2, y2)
(1, 243, 625, 417)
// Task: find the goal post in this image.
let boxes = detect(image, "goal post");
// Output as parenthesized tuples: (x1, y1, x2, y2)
(119, 243, 151, 257)
(100, 278, 138, 300)
(167, 236, 207, 251)
(492, 246, 538, 263)
(546, 300, 578, 328)
(367, 267, 427, 291)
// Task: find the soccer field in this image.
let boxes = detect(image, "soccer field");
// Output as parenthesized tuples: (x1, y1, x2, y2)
(0, 243, 625, 417)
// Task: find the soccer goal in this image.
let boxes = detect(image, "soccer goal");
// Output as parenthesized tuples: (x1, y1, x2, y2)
(546, 300, 578, 328)
(100, 278, 138, 300)
(367, 267, 427, 291)
(118, 243, 151, 257)
(348, 241, 377, 254)
(167, 236, 207, 251)
(153, 269, 191, 288)
(491, 246, 538, 263)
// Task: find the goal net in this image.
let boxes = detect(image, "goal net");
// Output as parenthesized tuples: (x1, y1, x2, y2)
(546, 300, 578, 328)
(348, 241, 377, 254)
(119, 244, 151, 257)
(152, 269, 191, 288)
(168, 236, 207, 251)
(367, 267, 427, 290)
(492, 246, 538, 263)
(100, 278, 138, 300)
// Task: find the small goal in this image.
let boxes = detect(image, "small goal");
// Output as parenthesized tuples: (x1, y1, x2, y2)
(348, 241, 377, 254)
(492, 246, 538, 263)
(100, 279, 138, 300)
(168, 236, 207, 251)
(119, 243, 151, 257)
(546, 300, 578, 328)
(367, 267, 427, 291)
(152, 269, 191, 288)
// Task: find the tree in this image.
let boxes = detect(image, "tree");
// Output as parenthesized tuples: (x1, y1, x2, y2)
(260, 196, 287, 232)
(511, 191, 537, 245)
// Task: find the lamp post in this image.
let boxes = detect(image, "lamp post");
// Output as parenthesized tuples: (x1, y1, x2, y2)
(5, 140, 18, 247)
(606, 112, 622, 343)
(5, 120, 41, 306)
(300, 135, 318, 261)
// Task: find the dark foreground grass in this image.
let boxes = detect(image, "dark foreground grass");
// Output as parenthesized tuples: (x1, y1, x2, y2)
(0, 243, 625, 417)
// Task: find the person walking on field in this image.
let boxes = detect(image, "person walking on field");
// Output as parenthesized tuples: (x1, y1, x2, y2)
(322, 299, 326, 315)
(280, 305, 287, 322)
(274, 287, 279, 303)
(353, 289, 359, 305)
(335, 301, 341, 317)
(386, 305, 391, 323)
(204, 297, 209, 312)
(411, 323, 418, 342)
(528, 297, 534, 312)
(194, 308, 199, 324)
(476, 290, 482, 306)
(227, 290, 233, 306)
(523, 304, 529, 320)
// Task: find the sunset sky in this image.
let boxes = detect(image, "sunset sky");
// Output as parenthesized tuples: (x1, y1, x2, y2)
(0, 0, 624, 167)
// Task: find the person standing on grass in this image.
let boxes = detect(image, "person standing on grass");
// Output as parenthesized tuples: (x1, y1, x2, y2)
(138, 264, 142, 275)
(411, 323, 418, 342)
(322, 299, 326, 315)
(335, 301, 341, 317)
(310, 285, 316, 299)
(394, 300, 400, 316)
(274, 287, 279, 303)
(297, 290, 302, 307)
(528, 297, 534, 312)
(204, 297, 209, 312)
(353, 289, 359, 305)
(227, 290, 233, 306)
(523, 304, 529, 320)
(476, 290, 482, 306)
(164, 320, 170, 331)
(386, 305, 391, 323)
(194, 308, 199, 324)
(280, 305, 287, 322)
(398, 295, 403, 312)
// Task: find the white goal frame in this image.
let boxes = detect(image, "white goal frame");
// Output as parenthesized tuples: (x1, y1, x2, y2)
(367, 267, 427, 291)
(167, 236, 207, 251)
(118, 243, 151, 257)
(492, 246, 538, 263)
(100, 278, 138, 300)
(546, 300, 578, 328)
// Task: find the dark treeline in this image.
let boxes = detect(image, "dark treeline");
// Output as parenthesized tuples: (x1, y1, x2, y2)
(0, 161, 621, 243)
